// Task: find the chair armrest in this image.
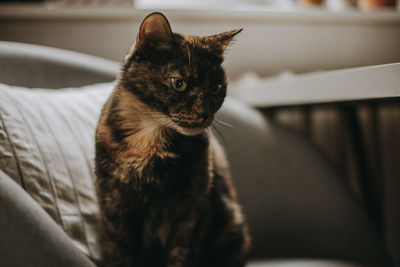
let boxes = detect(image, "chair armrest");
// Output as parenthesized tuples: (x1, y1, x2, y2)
(0, 170, 96, 267)
(0, 41, 119, 88)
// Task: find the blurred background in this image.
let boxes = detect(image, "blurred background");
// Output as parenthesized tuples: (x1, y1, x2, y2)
(0, 0, 399, 265)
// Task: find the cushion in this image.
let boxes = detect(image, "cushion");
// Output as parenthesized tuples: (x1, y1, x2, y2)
(0, 82, 114, 262)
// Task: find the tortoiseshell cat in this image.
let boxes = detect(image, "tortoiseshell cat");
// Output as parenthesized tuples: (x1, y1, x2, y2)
(95, 12, 250, 267)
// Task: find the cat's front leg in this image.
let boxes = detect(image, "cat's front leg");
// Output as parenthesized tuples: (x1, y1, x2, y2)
(166, 246, 192, 267)
(100, 219, 134, 267)
(204, 197, 251, 267)
(165, 217, 200, 267)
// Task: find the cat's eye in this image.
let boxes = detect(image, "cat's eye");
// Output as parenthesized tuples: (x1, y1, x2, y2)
(170, 78, 187, 92)
(216, 84, 222, 90)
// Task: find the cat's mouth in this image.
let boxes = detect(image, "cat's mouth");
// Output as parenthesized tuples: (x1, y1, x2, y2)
(173, 119, 212, 129)
(169, 116, 214, 135)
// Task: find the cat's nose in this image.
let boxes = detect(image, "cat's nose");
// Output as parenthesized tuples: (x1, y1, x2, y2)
(197, 110, 209, 121)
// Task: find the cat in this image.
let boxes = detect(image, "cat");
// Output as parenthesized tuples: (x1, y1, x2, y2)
(95, 12, 250, 267)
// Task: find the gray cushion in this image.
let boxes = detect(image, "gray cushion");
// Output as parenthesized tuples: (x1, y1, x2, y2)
(0, 82, 114, 262)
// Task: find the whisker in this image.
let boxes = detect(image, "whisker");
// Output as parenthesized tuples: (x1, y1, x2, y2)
(215, 119, 234, 128)
(210, 125, 227, 146)
(207, 128, 214, 139)
(208, 126, 216, 139)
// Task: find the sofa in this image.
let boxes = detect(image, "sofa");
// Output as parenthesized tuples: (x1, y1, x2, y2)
(0, 41, 392, 267)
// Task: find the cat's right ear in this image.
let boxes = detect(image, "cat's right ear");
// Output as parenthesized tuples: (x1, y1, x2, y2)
(135, 12, 173, 49)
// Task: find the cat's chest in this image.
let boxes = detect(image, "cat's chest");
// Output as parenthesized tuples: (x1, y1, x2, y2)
(123, 132, 210, 183)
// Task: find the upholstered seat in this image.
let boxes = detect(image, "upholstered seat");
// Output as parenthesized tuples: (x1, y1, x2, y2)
(0, 41, 391, 267)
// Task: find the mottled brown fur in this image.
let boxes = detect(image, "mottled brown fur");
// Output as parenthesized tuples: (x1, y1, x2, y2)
(95, 12, 250, 267)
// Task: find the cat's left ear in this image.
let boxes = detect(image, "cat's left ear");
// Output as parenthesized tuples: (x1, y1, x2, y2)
(136, 12, 173, 49)
(213, 29, 242, 53)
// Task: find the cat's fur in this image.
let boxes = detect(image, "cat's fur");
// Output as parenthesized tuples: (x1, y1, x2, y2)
(95, 12, 250, 267)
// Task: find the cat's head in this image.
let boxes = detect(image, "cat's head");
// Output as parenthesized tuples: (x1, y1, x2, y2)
(120, 12, 241, 136)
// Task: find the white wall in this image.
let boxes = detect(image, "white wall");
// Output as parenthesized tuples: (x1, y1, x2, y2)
(0, 6, 400, 79)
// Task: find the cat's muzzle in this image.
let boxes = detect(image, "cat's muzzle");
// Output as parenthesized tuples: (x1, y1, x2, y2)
(174, 118, 212, 129)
